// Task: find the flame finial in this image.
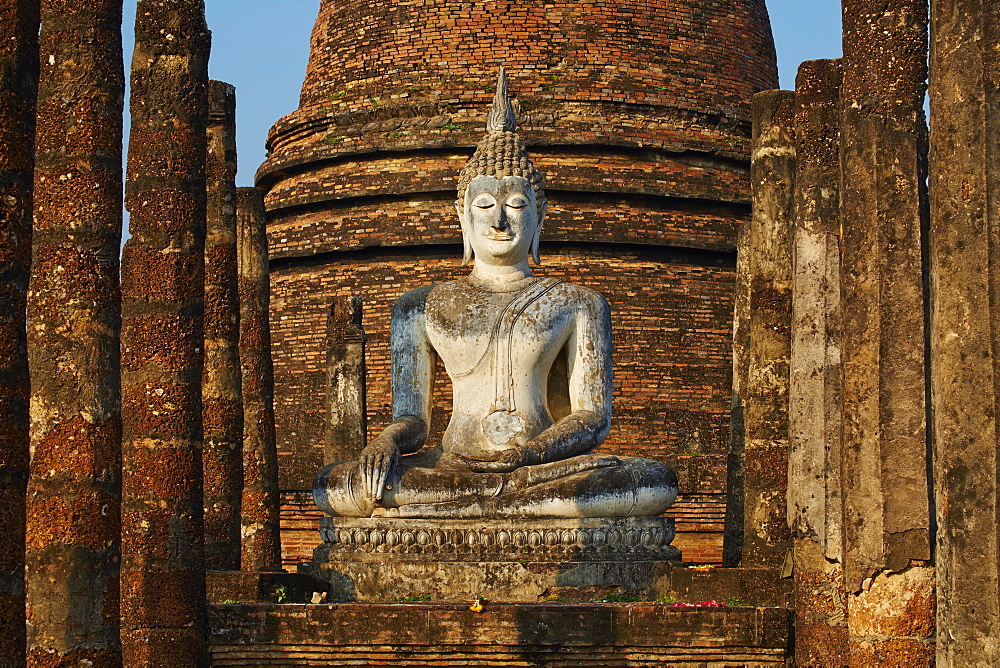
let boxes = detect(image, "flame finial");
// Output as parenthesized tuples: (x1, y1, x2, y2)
(486, 66, 517, 133)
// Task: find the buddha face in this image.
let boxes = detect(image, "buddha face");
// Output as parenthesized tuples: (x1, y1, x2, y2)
(458, 175, 542, 267)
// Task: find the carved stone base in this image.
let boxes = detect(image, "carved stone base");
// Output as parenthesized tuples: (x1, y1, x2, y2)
(305, 517, 681, 602)
(316, 516, 679, 561)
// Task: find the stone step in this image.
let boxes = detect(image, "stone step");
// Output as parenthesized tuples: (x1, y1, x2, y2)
(209, 602, 791, 666)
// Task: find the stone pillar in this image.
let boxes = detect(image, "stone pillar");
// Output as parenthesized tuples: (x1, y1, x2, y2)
(787, 58, 848, 665)
(325, 295, 367, 465)
(742, 89, 795, 569)
(203, 80, 243, 571)
(120, 1, 211, 664)
(26, 1, 124, 664)
(237, 187, 281, 571)
(928, 0, 1000, 662)
(0, 1, 38, 664)
(722, 221, 750, 567)
(839, 0, 934, 663)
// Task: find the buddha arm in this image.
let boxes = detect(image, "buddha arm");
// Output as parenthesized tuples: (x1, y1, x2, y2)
(524, 410, 608, 463)
(526, 291, 612, 463)
(359, 287, 436, 500)
(386, 284, 437, 456)
(374, 414, 427, 455)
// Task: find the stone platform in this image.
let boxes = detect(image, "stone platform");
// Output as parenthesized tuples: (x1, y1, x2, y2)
(303, 516, 682, 602)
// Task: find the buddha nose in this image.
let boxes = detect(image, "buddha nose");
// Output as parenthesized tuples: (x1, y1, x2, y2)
(491, 208, 508, 231)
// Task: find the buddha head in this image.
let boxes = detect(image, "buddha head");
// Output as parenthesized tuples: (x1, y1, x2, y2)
(456, 67, 547, 267)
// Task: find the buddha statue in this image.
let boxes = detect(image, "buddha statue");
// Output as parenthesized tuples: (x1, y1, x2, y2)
(313, 68, 678, 520)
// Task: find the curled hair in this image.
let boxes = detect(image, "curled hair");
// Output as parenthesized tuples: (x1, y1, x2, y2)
(455, 130, 546, 219)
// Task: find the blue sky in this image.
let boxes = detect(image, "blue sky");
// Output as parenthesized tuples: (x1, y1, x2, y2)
(121, 1, 843, 189)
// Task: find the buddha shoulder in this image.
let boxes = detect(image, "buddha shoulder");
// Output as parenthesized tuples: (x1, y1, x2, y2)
(390, 284, 435, 325)
(391, 281, 479, 330)
(552, 281, 608, 310)
(541, 281, 611, 325)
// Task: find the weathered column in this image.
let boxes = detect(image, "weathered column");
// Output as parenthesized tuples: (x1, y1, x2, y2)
(237, 187, 281, 571)
(787, 58, 848, 665)
(325, 295, 367, 465)
(120, 1, 210, 664)
(203, 80, 243, 571)
(742, 89, 796, 569)
(25, 2, 124, 665)
(0, 1, 38, 664)
(928, 0, 1000, 663)
(839, 0, 934, 663)
(722, 220, 750, 567)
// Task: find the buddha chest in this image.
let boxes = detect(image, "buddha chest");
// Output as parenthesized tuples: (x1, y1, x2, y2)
(423, 278, 574, 384)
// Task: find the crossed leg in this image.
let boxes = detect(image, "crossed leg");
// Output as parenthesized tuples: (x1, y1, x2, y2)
(314, 450, 677, 519)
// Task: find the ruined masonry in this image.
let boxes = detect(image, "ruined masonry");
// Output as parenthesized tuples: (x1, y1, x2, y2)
(25, 1, 125, 665)
(748, 0, 989, 664)
(928, 0, 1000, 661)
(324, 294, 367, 466)
(740, 89, 796, 570)
(120, 1, 212, 664)
(203, 80, 244, 571)
(0, 1, 38, 664)
(237, 187, 282, 572)
(787, 58, 848, 667)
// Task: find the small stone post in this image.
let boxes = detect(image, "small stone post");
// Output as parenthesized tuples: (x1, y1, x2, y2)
(0, 0, 38, 663)
(722, 220, 750, 567)
(120, 1, 211, 664)
(237, 187, 282, 571)
(25, 2, 125, 665)
(839, 0, 934, 662)
(325, 295, 368, 465)
(787, 58, 848, 666)
(742, 89, 796, 569)
(203, 80, 243, 571)
(928, 0, 1000, 662)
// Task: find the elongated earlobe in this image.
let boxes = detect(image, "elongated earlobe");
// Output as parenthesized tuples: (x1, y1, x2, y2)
(457, 202, 473, 266)
(531, 201, 547, 265)
(463, 237, 473, 266)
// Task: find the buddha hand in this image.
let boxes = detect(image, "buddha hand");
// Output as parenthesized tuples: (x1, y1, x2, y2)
(359, 438, 399, 501)
(463, 446, 542, 473)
